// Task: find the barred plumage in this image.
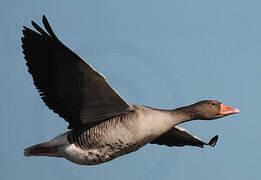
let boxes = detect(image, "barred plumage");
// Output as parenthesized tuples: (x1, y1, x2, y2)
(67, 110, 138, 151)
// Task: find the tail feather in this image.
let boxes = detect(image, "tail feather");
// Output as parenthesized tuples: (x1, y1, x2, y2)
(24, 142, 61, 157)
(24, 132, 69, 157)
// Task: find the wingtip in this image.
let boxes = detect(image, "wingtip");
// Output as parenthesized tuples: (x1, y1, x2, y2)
(42, 15, 47, 23)
(31, 20, 37, 28)
(208, 135, 218, 147)
(42, 15, 50, 28)
(22, 25, 30, 31)
(41, 15, 58, 39)
(22, 26, 30, 38)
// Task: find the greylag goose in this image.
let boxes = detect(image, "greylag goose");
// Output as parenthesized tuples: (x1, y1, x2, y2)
(22, 16, 239, 165)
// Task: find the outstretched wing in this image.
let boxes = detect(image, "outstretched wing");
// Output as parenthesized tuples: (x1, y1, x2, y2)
(150, 126, 218, 148)
(21, 15, 133, 129)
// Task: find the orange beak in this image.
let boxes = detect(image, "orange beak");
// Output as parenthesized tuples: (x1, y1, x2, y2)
(219, 103, 240, 115)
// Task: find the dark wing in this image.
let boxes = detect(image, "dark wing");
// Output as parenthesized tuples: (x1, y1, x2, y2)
(150, 126, 218, 148)
(21, 15, 133, 129)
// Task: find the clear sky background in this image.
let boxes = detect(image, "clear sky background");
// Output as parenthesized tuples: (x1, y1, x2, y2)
(1, 0, 260, 179)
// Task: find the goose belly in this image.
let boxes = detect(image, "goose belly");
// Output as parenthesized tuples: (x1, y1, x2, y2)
(61, 138, 145, 165)
(60, 115, 148, 165)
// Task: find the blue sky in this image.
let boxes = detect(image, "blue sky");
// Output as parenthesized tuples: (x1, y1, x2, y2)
(1, 0, 260, 179)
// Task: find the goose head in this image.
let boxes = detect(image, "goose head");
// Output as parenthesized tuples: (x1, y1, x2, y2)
(186, 100, 240, 120)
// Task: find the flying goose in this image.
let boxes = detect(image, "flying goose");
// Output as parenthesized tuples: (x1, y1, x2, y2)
(22, 16, 239, 165)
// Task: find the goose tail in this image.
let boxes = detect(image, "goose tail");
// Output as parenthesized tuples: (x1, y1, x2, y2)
(24, 132, 69, 157)
(24, 141, 61, 157)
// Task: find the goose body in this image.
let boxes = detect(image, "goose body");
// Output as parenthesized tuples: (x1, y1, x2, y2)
(22, 16, 239, 165)
(60, 105, 171, 165)
(25, 105, 185, 165)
